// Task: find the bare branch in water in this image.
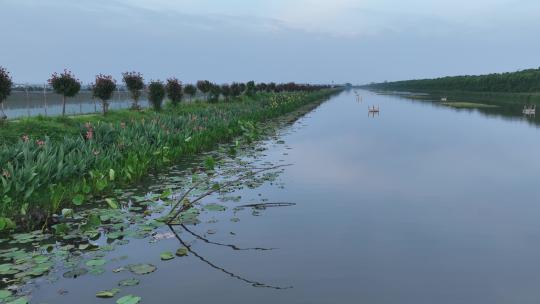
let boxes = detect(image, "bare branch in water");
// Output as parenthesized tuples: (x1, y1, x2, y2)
(168, 225, 292, 290)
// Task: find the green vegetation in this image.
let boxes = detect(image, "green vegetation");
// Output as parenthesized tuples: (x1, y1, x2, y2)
(440, 102, 499, 109)
(122, 72, 144, 110)
(48, 70, 82, 116)
(147, 81, 165, 111)
(366, 68, 540, 93)
(92, 74, 117, 115)
(0, 66, 12, 120)
(0, 89, 337, 230)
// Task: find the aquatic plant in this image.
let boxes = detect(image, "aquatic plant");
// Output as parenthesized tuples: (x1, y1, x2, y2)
(92, 74, 117, 115)
(122, 72, 144, 110)
(0, 66, 12, 120)
(48, 70, 81, 116)
(165, 78, 183, 106)
(148, 81, 165, 111)
(0, 89, 337, 230)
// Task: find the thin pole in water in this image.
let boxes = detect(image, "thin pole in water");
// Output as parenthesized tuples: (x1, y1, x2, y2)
(25, 84, 30, 117)
(43, 84, 48, 116)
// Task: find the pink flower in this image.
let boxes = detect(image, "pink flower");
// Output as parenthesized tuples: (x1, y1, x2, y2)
(86, 130, 94, 140)
(1, 169, 10, 178)
(36, 140, 45, 146)
(21, 135, 29, 142)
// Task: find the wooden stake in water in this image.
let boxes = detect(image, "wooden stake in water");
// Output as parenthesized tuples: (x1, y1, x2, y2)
(43, 84, 48, 116)
(25, 85, 30, 117)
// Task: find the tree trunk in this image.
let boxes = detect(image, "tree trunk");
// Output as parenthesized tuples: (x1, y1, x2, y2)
(0, 102, 6, 120)
(62, 95, 66, 116)
(102, 100, 109, 115)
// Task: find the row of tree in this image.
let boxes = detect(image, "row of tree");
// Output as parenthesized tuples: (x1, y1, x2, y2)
(0, 67, 330, 118)
(366, 68, 540, 93)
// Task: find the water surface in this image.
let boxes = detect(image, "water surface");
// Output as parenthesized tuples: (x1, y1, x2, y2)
(31, 90, 540, 303)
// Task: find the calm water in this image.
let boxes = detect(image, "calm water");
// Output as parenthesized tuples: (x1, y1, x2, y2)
(31, 90, 540, 303)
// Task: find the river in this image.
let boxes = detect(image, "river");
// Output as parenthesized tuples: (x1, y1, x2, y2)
(22, 89, 540, 303)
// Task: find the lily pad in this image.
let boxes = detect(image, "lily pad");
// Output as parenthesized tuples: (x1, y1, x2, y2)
(0, 289, 12, 300)
(175, 247, 188, 257)
(63, 268, 88, 278)
(89, 267, 106, 275)
(96, 288, 121, 298)
(160, 251, 174, 261)
(129, 264, 156, 275)
(118, 278, 140, 286)
(203, 203, 227, 211)
(85, 259, 106, 267)
(7, 297, 28, 304)
(116, 295, 141, 304)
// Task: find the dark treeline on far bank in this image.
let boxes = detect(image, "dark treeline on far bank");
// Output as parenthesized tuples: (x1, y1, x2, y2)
(365, 68, 540, 93)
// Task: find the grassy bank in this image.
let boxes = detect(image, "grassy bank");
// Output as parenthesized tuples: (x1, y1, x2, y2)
(0, 90, 339, 230)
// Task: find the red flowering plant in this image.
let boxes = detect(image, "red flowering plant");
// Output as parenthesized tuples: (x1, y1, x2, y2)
(165, 78, 183, 107)
(92, 74, 117, 115)
(122, 71, 144, 110)
(48, 69, 81, 116)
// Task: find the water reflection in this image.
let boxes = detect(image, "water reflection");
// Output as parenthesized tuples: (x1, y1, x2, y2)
(168, 225, 293, 290)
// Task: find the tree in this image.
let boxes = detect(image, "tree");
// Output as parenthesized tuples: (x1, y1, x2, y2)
(256, 82, 268, 92)
(208, 83, 221, 103)
(184, 84, 197, 101)
(0, 66, 13, 120)
(267, 82, 276, 92)
(92, 74, 116, 115)
(230, 82, 243, 97)
(49, 70, 81, 116)
(196, 80, 212, 100)
(122, 71, 144, 110)
(245, 81, 256, 96)
(165, 78, 183, 106)
(220, 84, 231, 101)
(148, 81, 165, 111)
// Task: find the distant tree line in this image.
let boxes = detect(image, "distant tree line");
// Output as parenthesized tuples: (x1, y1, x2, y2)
(366, 68, 540, 93)
(0, 66, 331, 119)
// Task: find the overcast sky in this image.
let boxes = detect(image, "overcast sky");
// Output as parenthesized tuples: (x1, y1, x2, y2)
(1, 0, 539, 84)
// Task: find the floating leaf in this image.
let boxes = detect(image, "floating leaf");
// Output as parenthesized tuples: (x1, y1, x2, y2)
(85, 259, 106, 267)
(7, 297, 28, 304)
(0, 289, 12, 300)
(116, 295, 141, 304)
(61, 209, 74, 217)
(96, 288, 120, 298)
(89, 267, 105, 275)
(175, 247, 188, 257)
(63, 268, 88, 278)
(105, 198, 119, 209)
(160, 251, 174, 261)
(118, 278, 140, 286)
(129, 264, 156, 275)
(203, 203, 227, 212)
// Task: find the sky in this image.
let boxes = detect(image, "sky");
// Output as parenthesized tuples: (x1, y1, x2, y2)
(1, 0, 539, 84)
